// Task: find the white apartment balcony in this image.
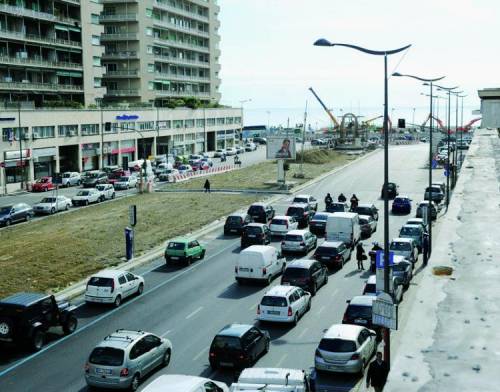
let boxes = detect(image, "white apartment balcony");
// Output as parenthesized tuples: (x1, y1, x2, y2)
(153, 36, 209, 53)
(101, 32, 138, 41)
(0, 4, 80, 26)
(153, 54, 210, 68)
(104, 69, 139, 78)
(102, 51, 138, 59)
(105, 89, 140, 97)
(0, 29, 82, 48)
(154, 90, 211, 99)
(0, 81, 83, 92)
(0, 56, 83, 71)
(152, 18, 209, 38)
(153, 0, 209, 23)
(100, 13, 137, 22)
(154, 72, 210, 83)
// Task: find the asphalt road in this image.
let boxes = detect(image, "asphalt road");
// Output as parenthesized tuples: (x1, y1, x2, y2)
(0, 143, 438, 391)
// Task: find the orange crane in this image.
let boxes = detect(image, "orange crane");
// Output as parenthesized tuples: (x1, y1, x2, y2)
(421, 113, 445, 130)
(308, 87, 340, 129)
(362, 115, 383, 128)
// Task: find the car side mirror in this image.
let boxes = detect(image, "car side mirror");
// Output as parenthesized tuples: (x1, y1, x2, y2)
(11, 208, 15, 213)
(346, 300, 351, 304)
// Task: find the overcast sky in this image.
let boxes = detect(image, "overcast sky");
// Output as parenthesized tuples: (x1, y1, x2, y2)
(218, 0, 497, 127)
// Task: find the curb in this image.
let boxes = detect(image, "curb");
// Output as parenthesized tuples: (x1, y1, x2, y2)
(55, 149, 380, 302)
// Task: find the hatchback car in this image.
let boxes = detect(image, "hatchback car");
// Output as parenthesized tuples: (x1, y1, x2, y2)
(114, 175, 138, 190)
(31, 176, 56, 192)
(359, 215, 377, 238)
(33, 196, 72, 214)
(416, 200, 438, 220)
(71, 189, 101, 206)
(281, 259, 327, 296)
(314, 324, 377, 374)
(269, 215, 298, 237)
(164, 237, 205, 265)
(292, 194, 318, 211)
(285, 203, 314, 228)
(352, 203, 379, 221)
(308, 212, 332, 236)
(380, 182, 398, 199)
(342, 295, 377, 330)
(61, 171, 81, 187)
(247, 203, 275, 223)
(313, 241, 351, 269)
(82, 171, 108, 188)
(281, 230, 317, 255)
(209, 324, 270, 370)
(241, 223, 271, 248)
(257, 285, 311, 325)
(0, 203, 34, 226)
(85, 270, 144, 307)
(424, 186, 445, 204)
(392, 196, 412, 214)
(325, 202, 349, 213)
(390, 238, 418, 265)
(406, 218, 427, 232)
(224, 213, 252, 235)
(85, 330, 172, 391)
(399, 224, 424, 252)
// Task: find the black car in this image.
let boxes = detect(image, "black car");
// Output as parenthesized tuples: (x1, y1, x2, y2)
(82, 171, 108, 188)
(224, 213, 252, 235)
(381, 182, 399, 199)
(352, 203, 379, 221)
(308, 212, 331, 236)
(0, 292, 78, 351)
(281, 259, 328, 296)
(241, 223, 271, 248)
(313, 241, 351, 269)
(252, 137, 267, 145)
(285, 203, 314, 228)
(0, 203, 34, 227)
(209, 324, 270, 369)
(325, 202, 349, 213)
(247, 203, 275, 224)
(342, 295, 378, 332)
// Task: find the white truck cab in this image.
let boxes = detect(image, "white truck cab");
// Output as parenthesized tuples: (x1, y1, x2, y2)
(325, 212, 360, 248)
(230, 368, 311, 392)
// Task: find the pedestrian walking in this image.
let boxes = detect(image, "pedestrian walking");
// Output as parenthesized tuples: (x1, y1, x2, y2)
(356, 242, 366, 270)
(350, 194, 359, 211)
(204, 179, 211, 193)
(422, 232, 430, 266)
(366, 352, 390, 392)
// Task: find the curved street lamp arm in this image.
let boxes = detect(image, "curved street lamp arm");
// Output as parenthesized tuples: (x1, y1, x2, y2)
(392, 73, 445, 82)
(333, 42, 411, 56)
(435, 85, 459, 91)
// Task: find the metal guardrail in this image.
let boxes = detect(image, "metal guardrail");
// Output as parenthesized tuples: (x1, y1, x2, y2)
(105, 89, 140, 96)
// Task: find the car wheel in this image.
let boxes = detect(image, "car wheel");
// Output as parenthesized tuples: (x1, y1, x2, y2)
(25, 214, 31, 222)
(63, 315, 78, 334)
(44, 187, 48, 192)
(137, 283, 144, 295)
(31, 329, 45, 351)
(50, 207, 56, 214)
(292, 312, 299, 326)
(113, 295, 122, 308)
(65, 204, 70, 211)
(85, 200, 89, 206)
(324, 274, 328, 286)
(359, 360, 366, 376)
(161, 348, 171, 368)
(129, 374, 140, 392)
(266, 275, 272, 285)
(5, 219, 11, 227)
(111, 193, 115, 199)
(186, 256, 192, 266)
(310, 283, 317, 296)
(306, 298, 311, 312)
(264, 338, 270, 353)
(199, 250, 206, 259)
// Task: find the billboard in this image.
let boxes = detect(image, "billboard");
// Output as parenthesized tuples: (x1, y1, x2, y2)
(266, 136, 296, 160)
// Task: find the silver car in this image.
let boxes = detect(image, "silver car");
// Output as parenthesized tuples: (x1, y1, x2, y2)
(85, 330, 172, 391)
(281, 229, 317, 255)
(61, 171, 81, 187)
(390, 237, 418, 265)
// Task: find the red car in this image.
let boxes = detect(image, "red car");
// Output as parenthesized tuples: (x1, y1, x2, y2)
(192, 161, 210, 171)
(32, 176, 56, 192)
(107, 169, 129, 185)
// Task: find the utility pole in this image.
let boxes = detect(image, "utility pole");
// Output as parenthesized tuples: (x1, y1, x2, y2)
(299, 101, 308, 176)
(99, 100, 104, 169)
(17, 101, 24, 189)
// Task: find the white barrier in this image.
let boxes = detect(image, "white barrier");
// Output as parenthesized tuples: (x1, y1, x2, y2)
(172, 164, 237, 183)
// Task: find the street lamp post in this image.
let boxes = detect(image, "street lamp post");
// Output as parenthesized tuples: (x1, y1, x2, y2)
(449, 90, 464, 187)
(458, 94, 467, 167)
(239, 99, 251, 144)
(392, 73, 445, 260)
(315, 39, 411, 367)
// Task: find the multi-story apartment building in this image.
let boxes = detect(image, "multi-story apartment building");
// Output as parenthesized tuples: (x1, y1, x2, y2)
(100, 0, 221, 105)
(0, 0, 105, 107)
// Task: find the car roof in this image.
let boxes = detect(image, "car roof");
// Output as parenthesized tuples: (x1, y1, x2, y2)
(401, 224, 421, 230)
(319, 241, 344, 248)
(228, 213, 247, 218)
(358, 214, 372, 220)
(294, 194, 311, 199)
(286, 229, 308, 236)
(395, 195, 410, 199)
(0, 292, 49, 307)
(98, 330, 148, 350)
(264, 285, 297, 297)
(218, 323, 253, 338)
(366, 275, 376, 284)
(247, 222, 266, 228)
(349, 295, 376, 306)
(287, 259, 315, 269)
(272, 215, 291, 220)
(323, 324, 365, 340)
(391, 237, 413, 243)
(141, 375, 210, 391)
(357, 203, 375, 208)
(393, 255, 411, 264)
(249, 202, 266, 207)
(90, 270, 127, 279)
(288, 203, 308, 208)
(407, 218, 424, 223)
(169, 236, 196, 243)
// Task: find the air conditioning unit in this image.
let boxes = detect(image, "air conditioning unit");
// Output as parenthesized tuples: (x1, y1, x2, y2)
(32, 131, 40, 139)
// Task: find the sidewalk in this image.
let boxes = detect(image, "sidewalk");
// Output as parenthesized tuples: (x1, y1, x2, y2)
(385, 129, 500, 391)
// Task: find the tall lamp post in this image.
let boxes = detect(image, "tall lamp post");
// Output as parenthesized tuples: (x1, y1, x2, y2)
(314, 39, 411, 367)
(458, 94, 467, 167)
(449, 90, 464, 187)
(239, 99, 251, 144)
(436, 85, 460, 208)
(392, 73, 446, 259)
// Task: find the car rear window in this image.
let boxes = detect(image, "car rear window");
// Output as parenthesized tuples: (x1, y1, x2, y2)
(226, 216, 243, 224)
(283, 267, 308, 279)
(346, 305, 372, 319)
(168, 242, 186, 250)
(88, 277, 114, 287)
(244, 226, 262, 235)
(359, 218, 368, 225)
(390, 242, 411, 251)
(319, 338, 357, 353)
(293, 197, 308, 204)
(77, 191, 89, 196)
(287, 207, 304, 216)
(315, 246, 337, 256)
(89, 347, 124, 366)
(41, 198, 56, 203)
(329, 204, 346, 212)
(356, 207, 372, 215)
(212, 336, 242, 350)
(393, 262, 410, 272)
(271, 219, 288, 226)
(400, 227, 420, 236)
(248, 205, 264, 214)
(285, 234, 303, 242)
(312, 214, 328, 221)
(364, 283, 376, 294)
(261, 296, 287, 307)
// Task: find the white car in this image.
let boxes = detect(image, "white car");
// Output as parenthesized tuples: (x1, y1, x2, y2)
(214, 149, 226, 157)
(85, 270, 145, 307)
(257, 285, 311, 325)
(231, 368, 309, 391)
(71, 189, 101, 206)
(269, 215, 298, 236)
(177, 164, 193, 174)
(225, 147, 237, 156)
(315, 324, 377, 374)
(390, 237, 419, 265)
(33, 196, 72, 214)
(114, 175, 138, 190)
(142, 375, 228, 392)
(281, 229, 317, 255)
(245, 142, 257, 151)
(61, 171, 81, 187)
(96, 183, 115, 200)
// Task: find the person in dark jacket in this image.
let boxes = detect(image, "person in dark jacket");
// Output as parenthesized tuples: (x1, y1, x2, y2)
(369, 242, 383, 273)
(204, 179, 211, 193)
(324, 193, 333, 208)
(338, 193, 347, 203)
(350, 194, 359, 211)
(422, 232, 430, 266)
(366, 352, 390, 392)
(356, 242, 365, 270)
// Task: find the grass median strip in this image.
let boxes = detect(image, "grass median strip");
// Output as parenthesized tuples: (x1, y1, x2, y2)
(0, 192, 260, 298)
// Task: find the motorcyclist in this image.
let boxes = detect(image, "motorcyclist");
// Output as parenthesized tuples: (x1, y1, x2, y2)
(369, 242, 383, 273)
(220, 153, 227, 162)
(350, 194, 359, 211)
(338, 193, 347, 203)
(324, 193, 333, 208)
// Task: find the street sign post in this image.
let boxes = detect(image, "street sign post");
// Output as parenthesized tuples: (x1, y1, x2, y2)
(129, 205, 137, 227)
(376, 250, 394, 295)
(422, 205, 429, 226)
(373, 292, 398, 330)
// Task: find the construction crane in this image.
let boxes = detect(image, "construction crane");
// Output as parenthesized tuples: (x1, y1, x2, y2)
(308, 87, 340, 129)
(457, 118, 481, 132)
(362, 115, 383, 128)
(421, 113, 445, 130)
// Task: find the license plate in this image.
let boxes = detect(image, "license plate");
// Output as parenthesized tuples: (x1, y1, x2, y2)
(267, 310, 280, 315)
(239, 267, 249, 272)
(230, 229, 237, 232)
(220, 361, 233, 367)
(171, 256, 179, 260)
(248, 234, 256, 238)
(355, 318, 367, 324)
(96, 368, 112, 375)
(322, 256, 330, 260)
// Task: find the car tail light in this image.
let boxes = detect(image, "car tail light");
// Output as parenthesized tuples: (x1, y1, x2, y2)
(257, 305, 260, 315)
(342, 314, 349, 323)
(315, 349, 323, 359)
(303, 212, 308, 216)
(120, 368, 129, 377)
(84, 363, 90, 373)
(335, 255, 342, 261)
(351, 353, 360, 360)
(209, 351, 216, 358)
(235, 266, 238, 274)
(262, 267, 267, 275)
(288, 306, 292, 317)
(110, 280, 115, 294)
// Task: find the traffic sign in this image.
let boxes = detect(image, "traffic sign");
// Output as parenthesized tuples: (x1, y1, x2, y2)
(373, 292, 398, 330)
(431, 159, 437, 169)
(444, 170, 449, 177)
(376, 251, 394, 269)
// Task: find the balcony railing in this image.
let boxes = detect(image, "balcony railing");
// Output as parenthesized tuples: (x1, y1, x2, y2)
(101, 32, 138, 41)
(0, 56, 83, 70)
(102, 51, 138, 59)
(0, 81, 83, 92)
(153, 36, 209, 53)
(105, 89, 140, 96)
(155, 72, 210, 82)
(153, 54, 210, 68)
(104, 69, 139, 77)
(0, 4, 80, 26)
(154, 90, 211, 98)
(153, 0, 209, 22)
(0, 29, 82, 48)
(152, 18, 209, 38)
(99, 13, 137, 22)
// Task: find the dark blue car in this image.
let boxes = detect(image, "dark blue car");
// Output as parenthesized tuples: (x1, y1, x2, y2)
(392, 196, 412, 214)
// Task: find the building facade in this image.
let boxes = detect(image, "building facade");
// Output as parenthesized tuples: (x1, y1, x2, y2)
(100, 0, 221, 106)
(0, 0, 106, 107)
(0, 106, 241, 194)
(478, 88, 500, 128)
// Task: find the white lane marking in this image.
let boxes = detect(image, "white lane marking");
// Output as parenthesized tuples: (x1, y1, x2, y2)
(186, 306, 203, 320)
(249, 303, 258, 310)
(331, 289, 339, 297)
(193, 346, 209, 361)
(160, 330, 172, 337)
(276, 353, 288, 367)
(316, 305, 326, 316)
(298, 327, 309, 339)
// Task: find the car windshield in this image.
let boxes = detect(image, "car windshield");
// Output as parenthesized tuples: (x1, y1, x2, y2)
(293, 197, 308, 204)
(283, 268, 308, 278)
(393, 262, 410, 272)
(96, 185, 106, 191)
(329, 204, 345, 212)
(394, 198, 407, 203)
(227, 216, 243, 224)
(212, 336, 241, 350)
(390, 242, 411, 251)
(168, 242, 185, 250)
(425, 187, 441, 192)
(312, 214, 328, 221)
(356, 207, 372, 215)
(359, 218, 369, 225)
(40, 198, 56, 203)
(63, 173, 71, 178)
(89, 347, 124, 366)
(346, 305, 372, 319)
(400, 227, 420, 236)
(244, 226, 262, 235)
(319, 338, 357, 353)
(271, 219, 288, 226)
(248, 205, 264, 214)
(88, 277, 114, 287)
(315, 246, 337, 256)
(88, 173, 99, 178)
(0, 206, 12, 214)
(76, 191, 89, 196)
(284, 234, 303, 242)
(261, 296, 287, 307)
(119, 177, 129, 181)
(287, 207, 304, 216)
(364, 283, 376, 294)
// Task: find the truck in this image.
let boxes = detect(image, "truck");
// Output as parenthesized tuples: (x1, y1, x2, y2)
(325, 212, 360, 248)
(230, 368, 311, 392)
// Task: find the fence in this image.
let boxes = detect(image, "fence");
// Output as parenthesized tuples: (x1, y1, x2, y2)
(169, 164, 237, 183)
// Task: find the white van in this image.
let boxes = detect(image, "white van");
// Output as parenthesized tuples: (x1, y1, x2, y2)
(325, 212, 360, 248)
(142, 375, 228, 392)
(235, 245, 286, 285)
(230, 368, 311, 392)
